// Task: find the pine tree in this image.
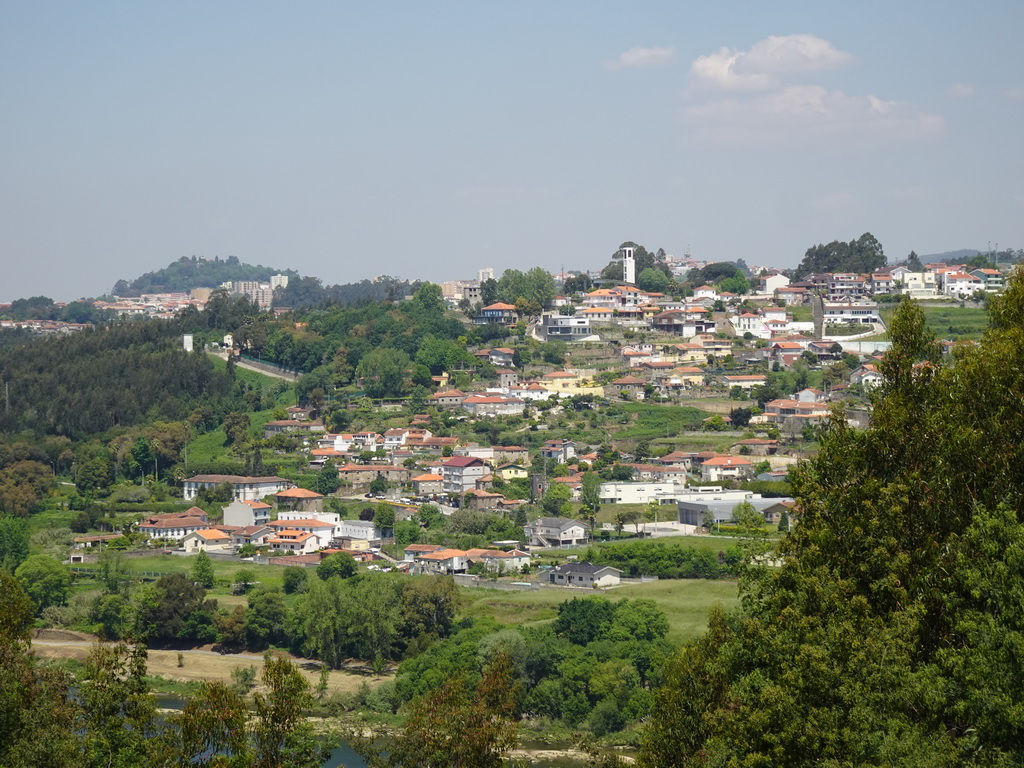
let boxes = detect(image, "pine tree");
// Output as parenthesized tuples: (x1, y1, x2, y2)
(190, 550, 215, 589)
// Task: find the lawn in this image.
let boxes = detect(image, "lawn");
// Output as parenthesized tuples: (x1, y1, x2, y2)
(457, 576, 739, 645)
(612, 578, 739, 644)
(72, 553, 289, 597)
(879, 302, 989, 341)
(610, 402, 715, 441)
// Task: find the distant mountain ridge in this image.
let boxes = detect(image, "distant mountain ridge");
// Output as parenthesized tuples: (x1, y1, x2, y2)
(920, 249, 981, 263)
(113, 256, 298, 296)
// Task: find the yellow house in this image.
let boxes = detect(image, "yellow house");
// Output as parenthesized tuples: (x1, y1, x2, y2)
(672, 366, 706, 387)
(541, 371, 601, 396)
(496, 463, 528, 480)
(667, 343, 707, 363)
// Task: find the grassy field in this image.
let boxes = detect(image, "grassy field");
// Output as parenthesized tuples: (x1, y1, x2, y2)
(611, 402, 715, 440)
(457, 577, 738, 645)
(786, 304, 813, 322)
(879, 302, 989, 341)
(72, 553, 290, 596)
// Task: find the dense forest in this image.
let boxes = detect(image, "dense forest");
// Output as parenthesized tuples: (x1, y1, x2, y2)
(0, 299, 266, 441)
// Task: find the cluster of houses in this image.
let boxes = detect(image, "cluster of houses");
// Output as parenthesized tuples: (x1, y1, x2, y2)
(776, 264, 1004, 303)
(135, 480, 387, 561)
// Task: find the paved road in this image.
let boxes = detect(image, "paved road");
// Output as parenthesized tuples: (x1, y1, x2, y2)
(206, 350, 299, 382)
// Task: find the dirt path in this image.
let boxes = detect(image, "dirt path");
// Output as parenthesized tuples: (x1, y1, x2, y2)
(30, 631, 391, 696)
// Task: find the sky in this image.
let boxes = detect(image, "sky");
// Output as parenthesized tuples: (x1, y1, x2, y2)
(2, 1, 1023, 301)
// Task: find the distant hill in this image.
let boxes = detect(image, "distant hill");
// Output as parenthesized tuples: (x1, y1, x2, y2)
(921, 249, 981, 263)
(113, 256, 298, 296)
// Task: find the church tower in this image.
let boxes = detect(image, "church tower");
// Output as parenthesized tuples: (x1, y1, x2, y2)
(621, 246, 635, 285)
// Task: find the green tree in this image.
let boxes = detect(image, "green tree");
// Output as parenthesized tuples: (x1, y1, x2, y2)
(234, 568, 257, 593)
(357, 348, 411, 398)
(15, 555, 70, 614)
(317, 552, 357, 581)
(637, 268, 670, 293)
(369, 473, 388, 496)
(136, 572, 217, 644)
(640, 277, 1024, 767)
(190, 550, 215, 588)
(282, 566, 308, 594)
(245, 588, 290, 649)
(355, 652, 520, 768)
(540, 482, 572, 517)
(0, 516, 30, 573)
(292, 576, 350, 669)
(580, 471, 602, 529)
(222, 411, 251, 447)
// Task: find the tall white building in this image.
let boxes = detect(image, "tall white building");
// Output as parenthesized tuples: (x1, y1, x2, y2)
(621, 247, 636, 285)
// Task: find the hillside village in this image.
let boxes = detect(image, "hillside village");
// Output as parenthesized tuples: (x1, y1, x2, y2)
(3, 246, 1024, 762)
(33, 243, 1009, 589)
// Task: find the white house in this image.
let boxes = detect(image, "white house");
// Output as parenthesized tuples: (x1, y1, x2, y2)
(413, 548, 468, 575)
(138, 509, 209, 541)
(267, 530, 323, 555)
(822, 302, 880, 326)
(598, 481, 689, 505)
(759, 273, 790, 294)
(267, 518, 337, 543)
(850, 364, 884, 389)
(523, 517, 589, 548)
(336, 519, 382, 541)
(942, 271, 982, 299)
(441, 456, 488, 494)
(700, 455, 753, 483)
(548, 563, 621, 588)
(182, 528, 232, 553)
(183, 474, 292, 502)
(222, 499, 272, 528)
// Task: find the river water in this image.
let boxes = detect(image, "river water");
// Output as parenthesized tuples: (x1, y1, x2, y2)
(156, 696, 585, 767)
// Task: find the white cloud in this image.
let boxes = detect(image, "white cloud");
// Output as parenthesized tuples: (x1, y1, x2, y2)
(606, 46, 675, 70)
(682, 85, 944, 143)
(947, 83, 975, 99)
(681, 35, 940, 144)
(690, 34, 852, 90)
(1003, 87, 1024, 100)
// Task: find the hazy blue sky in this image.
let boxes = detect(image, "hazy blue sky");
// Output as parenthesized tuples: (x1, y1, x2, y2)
(2, 1, 1023, 300)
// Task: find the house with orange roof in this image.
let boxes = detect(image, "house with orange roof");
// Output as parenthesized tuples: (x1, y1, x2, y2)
(461, 394, 526, 417)
(403, 543, 444, 561)
(182, 528, 232, 553)
(699, 455, 753, 483)
(579, 306, 613, 322)
(229, 525, 273, 549)
(969, 268, 1004, 291)
(608, 375, 648, 399)
(411, 472, 443, 496)
(722, 374, 767, 392)
(428, 389, 467, 408)
(275, 487, 325, 513)
(412, 548, 469, 575)
(763, 399, 830, 425)
(474, 302, 518, 325)
(138, 509, 209, 541)
(268, 529, 323, 555)
(850, 363, 883, 389)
